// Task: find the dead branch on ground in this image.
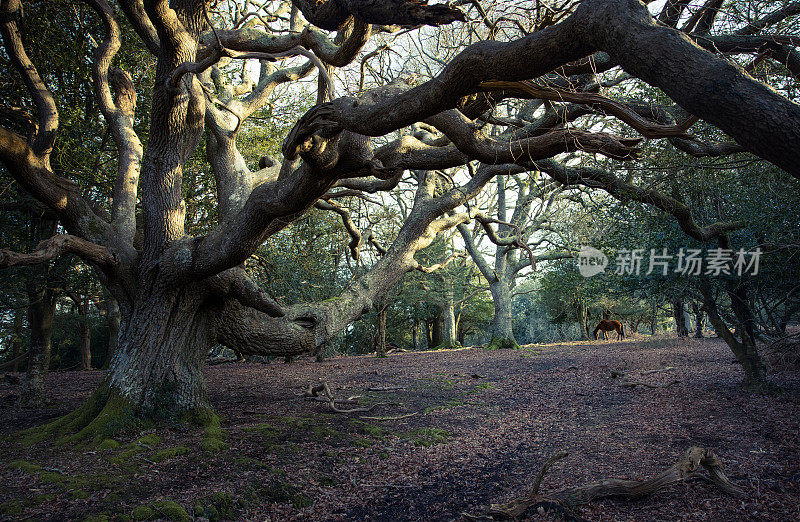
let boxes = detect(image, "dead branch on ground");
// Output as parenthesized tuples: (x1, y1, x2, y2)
(464, 446, 744, 520)
(641, 366, 676, 375)
(304, 382, 383, 413)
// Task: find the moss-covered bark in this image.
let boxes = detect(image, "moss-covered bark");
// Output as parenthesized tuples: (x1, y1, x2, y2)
(486, 337, 520, 350)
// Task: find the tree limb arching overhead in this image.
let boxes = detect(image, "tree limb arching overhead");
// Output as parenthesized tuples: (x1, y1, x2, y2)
(0, 0, 797, 425)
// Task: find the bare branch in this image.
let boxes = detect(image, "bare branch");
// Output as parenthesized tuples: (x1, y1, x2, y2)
(736, 1, 800, 35)
(0, 0, 58, 158)
(0, 235, 118, 271)
(207, 267, 284, 317)
(415, 252, 466, 273)
(84, 0, 143, 244)
(315, 199, 362, 260)
(535, 158, 745, 242)
(480, 80, 697, 140)
(118, 0, 160, 54)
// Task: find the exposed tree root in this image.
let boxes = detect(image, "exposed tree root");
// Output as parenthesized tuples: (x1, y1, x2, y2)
(360, 412, 418, 421)
(13, 381, 220, 446)
(464, 446, 744, 521)
(206, 356, 240, 366)
(303, 382, 383, 413)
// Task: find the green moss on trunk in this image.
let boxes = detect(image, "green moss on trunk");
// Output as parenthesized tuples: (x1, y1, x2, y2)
(15, 383, 220, 446)
(486, 338, 520, 350)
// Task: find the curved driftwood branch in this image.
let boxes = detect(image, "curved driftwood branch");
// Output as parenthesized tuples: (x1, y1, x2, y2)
(476, 446, 745, 520)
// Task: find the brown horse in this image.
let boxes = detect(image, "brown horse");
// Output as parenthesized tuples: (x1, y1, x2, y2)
(593, 320, 624, 340)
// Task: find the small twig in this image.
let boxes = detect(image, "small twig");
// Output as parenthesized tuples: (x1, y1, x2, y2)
(360, 412, 419, 421)
(529, 451, 569, 497)
(640, 366, 676, 375)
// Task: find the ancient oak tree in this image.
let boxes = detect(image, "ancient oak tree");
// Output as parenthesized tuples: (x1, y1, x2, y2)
(0, 0, 798, 434)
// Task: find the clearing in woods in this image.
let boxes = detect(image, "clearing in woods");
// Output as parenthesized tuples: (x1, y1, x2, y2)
(0, 336, 798, 521)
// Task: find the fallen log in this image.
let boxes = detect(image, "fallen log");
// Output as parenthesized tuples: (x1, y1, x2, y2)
(466, 446, 744, 520)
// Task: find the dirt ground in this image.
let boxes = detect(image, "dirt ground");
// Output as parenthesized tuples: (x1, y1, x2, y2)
(0, 336, 798, 521)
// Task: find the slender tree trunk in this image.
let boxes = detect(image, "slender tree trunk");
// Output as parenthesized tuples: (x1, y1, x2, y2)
(576, 300, 589, 340)
(432, 315, 443, 348)
(376, 307, 387, 357)
(692, 303, 704, 338)
(700, 280, 768, 388)
(412, 319, 420, 350)
(79, 293, 91, 370)
(673, 299, 689, 337)
(651, 301, 658, 335)
(425, 320, 433, 349)
(9, 309, 23, 372)
(18, 287, 56, 408)
(441, 284, 457, 347)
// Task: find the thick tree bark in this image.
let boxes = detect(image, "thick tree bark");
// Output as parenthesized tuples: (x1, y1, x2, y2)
(103, 294, 120, 370)
(105, 286, 215, 412)
(488, 280, 517, 348)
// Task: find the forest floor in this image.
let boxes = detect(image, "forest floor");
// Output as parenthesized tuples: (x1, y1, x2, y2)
(0, 335, 798, 521)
